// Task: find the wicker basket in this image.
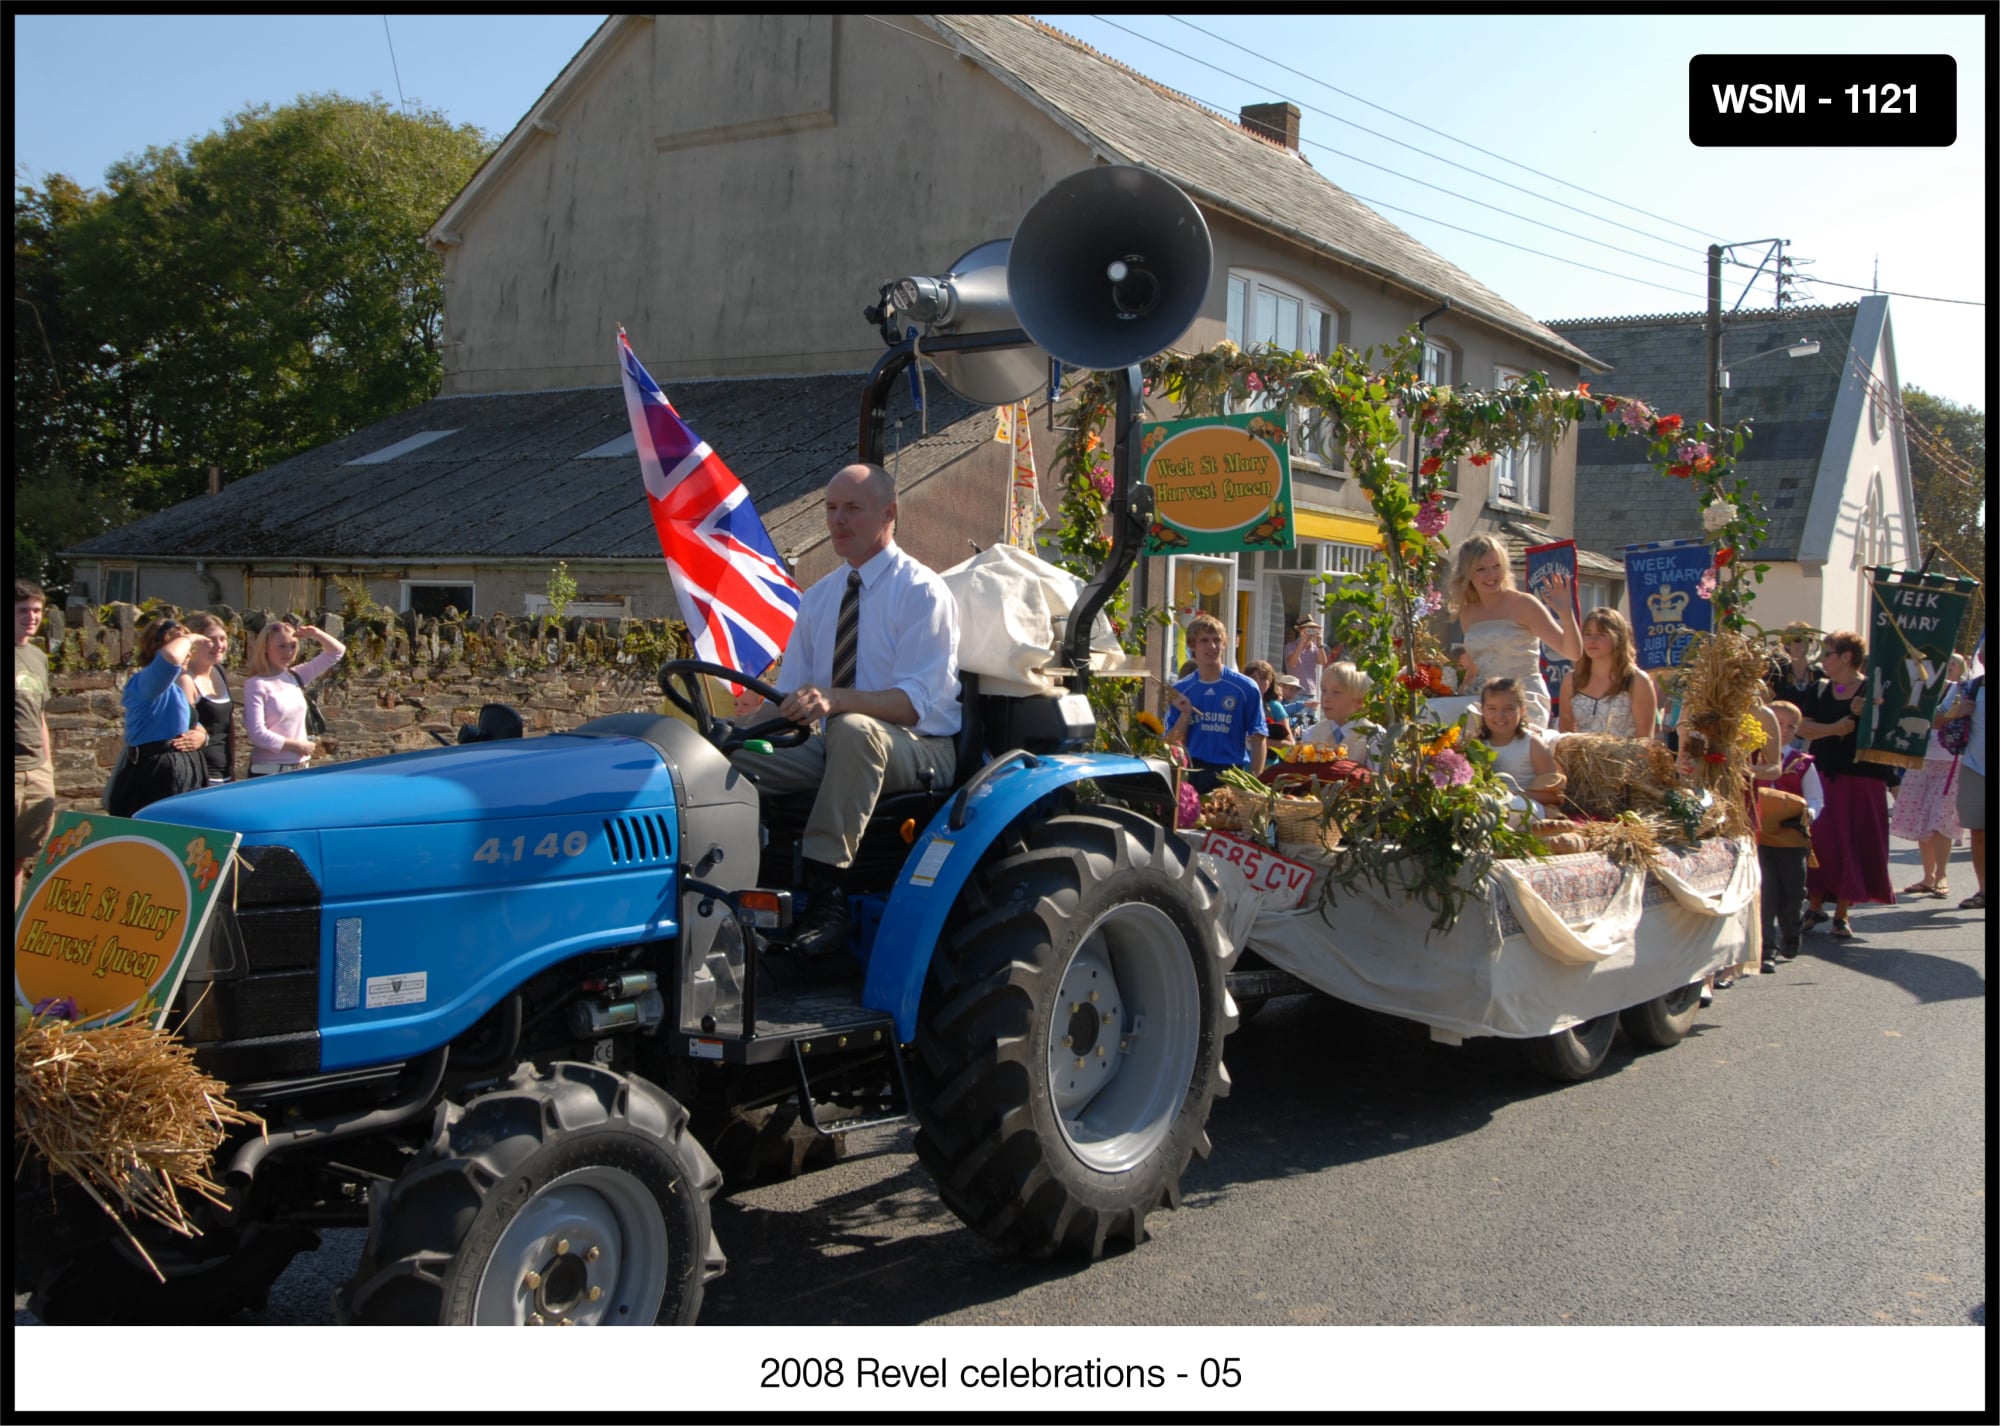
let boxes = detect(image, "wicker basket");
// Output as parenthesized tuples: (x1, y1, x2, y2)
(1272, 795, 1338, 850)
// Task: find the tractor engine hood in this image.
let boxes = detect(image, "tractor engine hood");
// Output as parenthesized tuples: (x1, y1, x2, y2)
(144, 733, 678, 837)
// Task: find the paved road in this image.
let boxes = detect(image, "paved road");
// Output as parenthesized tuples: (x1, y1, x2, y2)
(19, 847, 1987, 1330)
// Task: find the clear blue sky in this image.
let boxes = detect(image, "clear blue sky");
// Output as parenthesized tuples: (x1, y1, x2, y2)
(11, 11, 1989, 408)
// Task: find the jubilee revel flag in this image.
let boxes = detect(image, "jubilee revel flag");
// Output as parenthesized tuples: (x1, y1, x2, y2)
(619, 330, 799, 680)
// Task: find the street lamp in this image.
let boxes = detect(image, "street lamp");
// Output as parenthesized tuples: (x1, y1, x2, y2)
(1717, 338, 1820, 389)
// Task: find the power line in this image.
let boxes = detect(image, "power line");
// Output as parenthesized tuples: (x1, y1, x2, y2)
(1163, 14, 1726, 246)
(1789, 309, 1985, 491)
(1050, 18, 1710, 301)
(382, 16, 408, 113)
(1792, 274, 1985, 307)
(1087, 14, 1709, 261)
(1319, 188, 1706, 302)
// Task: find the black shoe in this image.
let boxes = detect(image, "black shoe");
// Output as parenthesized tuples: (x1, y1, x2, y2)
(1779, 942, 1799, 960)
(787, 858, 852, 959)
(1760, 959, 1778, 974)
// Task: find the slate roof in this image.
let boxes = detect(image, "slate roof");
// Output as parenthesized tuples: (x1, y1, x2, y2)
(67, 373, 986, 567)
(1542, 303, 1863, 562)
(929, 15, 1597, 369)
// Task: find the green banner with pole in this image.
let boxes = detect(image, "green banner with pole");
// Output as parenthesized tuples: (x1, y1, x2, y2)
(14, 812, 241, 1030)
(1857, 565, 1978, 770)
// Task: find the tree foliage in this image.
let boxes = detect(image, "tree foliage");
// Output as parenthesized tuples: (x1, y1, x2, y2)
(12, 94, 492, 598)
(1901, 386, 1986, 652)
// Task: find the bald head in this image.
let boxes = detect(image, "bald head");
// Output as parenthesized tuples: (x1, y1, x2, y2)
(825, 463, 898, 568)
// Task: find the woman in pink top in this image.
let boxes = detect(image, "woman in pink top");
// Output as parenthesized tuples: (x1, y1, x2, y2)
(242, 621, 345, 775)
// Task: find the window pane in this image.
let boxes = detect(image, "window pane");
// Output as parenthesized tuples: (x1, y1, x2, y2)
(1254, 289, 1278, 347)
(406, 583, 476, 618)
(1306, 307, 1330, 357)
(1275, 295, 1301, 351)
(1226, 276, 1247, 350)
(103, 568, 136, 605)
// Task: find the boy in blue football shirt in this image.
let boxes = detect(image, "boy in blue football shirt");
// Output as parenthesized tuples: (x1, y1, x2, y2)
(1164, 612, 1268, 793)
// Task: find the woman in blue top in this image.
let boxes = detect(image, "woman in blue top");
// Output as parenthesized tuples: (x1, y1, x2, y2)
(108, 617, 211, 817)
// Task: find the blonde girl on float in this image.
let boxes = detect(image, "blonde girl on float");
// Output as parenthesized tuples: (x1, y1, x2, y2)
(1447, 533, 1582, 729)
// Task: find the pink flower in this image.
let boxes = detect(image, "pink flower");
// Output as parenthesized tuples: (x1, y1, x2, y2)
(1673, 439, 1710, 465)
(1696, 567, 1718, 601)
(1245, 372, 1264, 393)
(1415, 497, 1449, 536)
(1425, 429, 1448, 450)
(1429, 749, 1473, 788)
(1092, 469, 1115, 498)
(1177, 779, 1202, 828)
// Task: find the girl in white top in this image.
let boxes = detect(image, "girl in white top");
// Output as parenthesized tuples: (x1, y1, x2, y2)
(1448, 534, 1581, 729)
(242, 620, 346, 775)
(1474, 676, 1565, 813)
(1559, 607, 1658, 739)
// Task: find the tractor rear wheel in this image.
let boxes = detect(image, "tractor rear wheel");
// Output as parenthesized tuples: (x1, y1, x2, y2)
(338, 1062, 723, 1325)
(910, 806, 1237, 1259)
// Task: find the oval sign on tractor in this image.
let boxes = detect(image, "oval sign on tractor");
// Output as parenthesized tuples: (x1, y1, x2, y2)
(1141, 411, 1293, 554)
(15, 812, 239, 1029)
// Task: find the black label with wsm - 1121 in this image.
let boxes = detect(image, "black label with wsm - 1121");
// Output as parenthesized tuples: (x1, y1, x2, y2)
(1688, 54, 1956, 147)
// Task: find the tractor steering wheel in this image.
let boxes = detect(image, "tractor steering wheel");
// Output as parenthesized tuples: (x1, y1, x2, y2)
(656, 659, 813, 754)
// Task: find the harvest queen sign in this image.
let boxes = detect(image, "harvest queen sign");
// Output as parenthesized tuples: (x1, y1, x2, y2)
(1140, 411, 1294, 554)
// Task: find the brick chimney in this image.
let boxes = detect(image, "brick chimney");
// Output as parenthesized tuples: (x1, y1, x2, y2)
(1240, 101, 1301, 152)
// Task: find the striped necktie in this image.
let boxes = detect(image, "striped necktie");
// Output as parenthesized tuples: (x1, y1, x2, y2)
(831, 569, 861, 689)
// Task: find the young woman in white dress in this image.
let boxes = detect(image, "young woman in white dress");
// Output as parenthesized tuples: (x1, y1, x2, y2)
(1447, 534, 1582, 729)
(1559, 607, 1658, 740)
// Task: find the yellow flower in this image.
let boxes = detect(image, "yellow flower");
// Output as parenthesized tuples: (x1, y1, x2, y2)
(1423, 724, 1461, 756)
(1739, 713, 1768, 750)
(1136, 710, 1165, 735)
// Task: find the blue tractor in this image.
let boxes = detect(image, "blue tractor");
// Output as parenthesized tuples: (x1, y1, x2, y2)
(16, 168, 1243, 1326)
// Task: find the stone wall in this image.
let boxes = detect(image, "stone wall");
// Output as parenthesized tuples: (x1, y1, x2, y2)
(37, 602, 693, 816)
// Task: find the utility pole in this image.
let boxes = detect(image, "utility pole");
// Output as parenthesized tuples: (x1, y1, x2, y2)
(1706, 245, 1723, 436)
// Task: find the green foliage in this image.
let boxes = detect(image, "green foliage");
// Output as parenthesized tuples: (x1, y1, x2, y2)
(12, 94, 494, 599)
(542, 560, 578, 635)
(332, 574, 393, 623)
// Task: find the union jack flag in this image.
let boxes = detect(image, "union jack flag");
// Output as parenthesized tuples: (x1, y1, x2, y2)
(619, 330, 799, 681)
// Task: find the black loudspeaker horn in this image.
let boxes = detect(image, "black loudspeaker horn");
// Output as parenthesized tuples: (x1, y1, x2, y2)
(883, 238, 1052, 407)
(1008, 165, 1213, 372)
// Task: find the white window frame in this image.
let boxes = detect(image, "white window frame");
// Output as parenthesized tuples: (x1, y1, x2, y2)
(100, 564, 137, 605)
(400, 580, 477, 619)
(1240, 542, 1383, 666)
(1422, 339, 1454, 388)
(1488, 366, 1546, 511)
(1166, 554, 1239, 672)
(1224, 270, 1343, 471)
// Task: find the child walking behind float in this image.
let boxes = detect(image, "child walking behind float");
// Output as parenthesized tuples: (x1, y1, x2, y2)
(1754, 701, 1824, 969)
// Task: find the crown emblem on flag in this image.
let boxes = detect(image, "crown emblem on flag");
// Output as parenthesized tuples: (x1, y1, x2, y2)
(1647, 585, 1690, 623)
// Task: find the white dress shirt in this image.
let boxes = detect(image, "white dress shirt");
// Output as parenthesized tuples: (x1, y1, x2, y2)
(777, 542, 961, 737)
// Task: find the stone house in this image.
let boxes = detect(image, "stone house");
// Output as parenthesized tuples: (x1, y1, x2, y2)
(68, 13, 1613, 670)
(1544, 296, 1921, 639)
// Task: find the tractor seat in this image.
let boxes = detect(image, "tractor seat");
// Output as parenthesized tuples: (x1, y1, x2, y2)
(756, 673, 984, 886)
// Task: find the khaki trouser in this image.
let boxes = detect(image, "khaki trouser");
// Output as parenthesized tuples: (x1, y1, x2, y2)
(734, 713, 956, 868)
(14, 761, 56, 858)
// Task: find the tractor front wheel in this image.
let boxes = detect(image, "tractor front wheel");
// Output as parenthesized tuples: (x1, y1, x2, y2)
(338, 1062, 723, 1325)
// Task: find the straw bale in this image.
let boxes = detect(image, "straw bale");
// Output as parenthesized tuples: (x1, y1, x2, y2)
(13, 1017, 263, 1279)
(1552, 734, 1680, 820)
